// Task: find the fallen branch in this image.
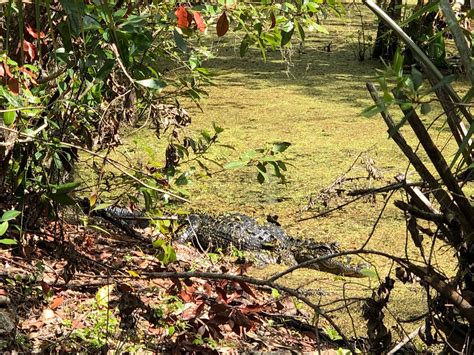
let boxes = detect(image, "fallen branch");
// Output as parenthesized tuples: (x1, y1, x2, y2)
(394, 200, 447, 224)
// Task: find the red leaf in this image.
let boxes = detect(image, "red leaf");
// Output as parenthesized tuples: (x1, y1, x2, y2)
(50, 296, 64, 309)
(22, 40, 37, 61)
(270, 12, 276, 29)
(193, 11, 206, 32)
(216, 12, 229, 37)
(8, 78, 20, 95)
(26, 24, 46, 39)
(175, 5, 191, 29)
(3, 62, 12, 78)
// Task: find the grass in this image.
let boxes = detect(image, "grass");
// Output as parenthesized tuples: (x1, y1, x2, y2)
(113, 4, 470, 347)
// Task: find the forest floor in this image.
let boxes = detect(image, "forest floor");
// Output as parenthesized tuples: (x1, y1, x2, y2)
(1, 3, 471, 353)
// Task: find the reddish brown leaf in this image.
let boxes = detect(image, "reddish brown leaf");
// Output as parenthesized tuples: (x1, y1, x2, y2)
(240, 303, 267, 315)
(209, 303, 229, 316)
(175, 5, 191, 29)
(84, 235, 94, 248)
(216, 12, 229, 37)
(181, 306, 198, 320)
(216, 286, 227, 303)
(50, 296, 64, 309)
(148, 326, 164, 335)
(194, 302, 205, 318)
(193, 11, 206, 32)
(22, 40, 37, 61)
(117, 283, 134, 293)
(26, 24, 46, 39)
(204, 282, 212, 296)
(18, 66, 37, 79)
(237, 281, 256, 299)
(40, 281, 51, 295)
(270, 12, 276, 29)
(72, 319, 85, 329)
(179, 289, 192, 302)
(3, 61, 12, 78)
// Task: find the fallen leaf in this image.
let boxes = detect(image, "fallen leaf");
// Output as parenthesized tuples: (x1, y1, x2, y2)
(50, 296, 64, 310)
(40, 281, 52, 295)
(72, 319, 85, 329)
(238, 281, 257, 299)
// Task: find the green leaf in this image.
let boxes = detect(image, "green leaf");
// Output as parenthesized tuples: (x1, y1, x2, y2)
(271, 288, 280, 298)
(240, 150, 258, 161)
(173, 29, 188, 52)
(175, 172, 190, 186)
(324, 327, 343, 341)
(281, 28, 294, 46)
(240, 36, 250, 57)
(59, 0, 86, 35)
(420, 102, 431, 115)
(272, 142, 291, 153)
(411, 66, 423, 90)
(95, 284, 114, 307)
(91, 203, 113, 212)
(0, 238, 17, 245)
(136, 78, 167, 91)
(277, 160, 287, 171)
(312, 23, 328, 34)
(167, 326, 176, 337)
(1, 210, 21, 222)
(152, 239, 165, 248)
(50, 182, 80, 194)
(0, 221, 8, 236)
(224, 161, 248, 169)
(295, 20, 305, 41)
(257, 171, 267, 184)
(3, 108, 16, 126)
(359, 268, 378, 279)
(450, 118, 474, 169)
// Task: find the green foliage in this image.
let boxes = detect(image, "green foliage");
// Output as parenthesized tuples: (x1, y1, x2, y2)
(70, 285, 119, 350)
(153, 239, 177, 265)
(323, 326, 342, 341)
(0, 210, 21, 245)
(363, 49, 454, 128)
(224, 142, 292, 183)
(0, 1, 329, 222)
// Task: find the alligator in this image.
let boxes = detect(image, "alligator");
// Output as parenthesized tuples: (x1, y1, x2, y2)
(176, 213, 365, 278)
(88, 202, 364, 278)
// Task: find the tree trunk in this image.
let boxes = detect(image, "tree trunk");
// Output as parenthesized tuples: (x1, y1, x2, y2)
(372, 0, 402, 60)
